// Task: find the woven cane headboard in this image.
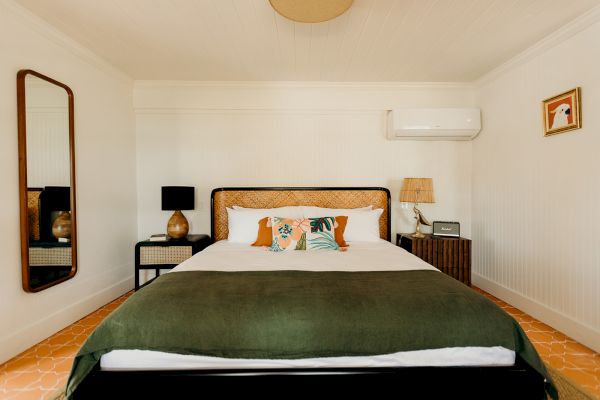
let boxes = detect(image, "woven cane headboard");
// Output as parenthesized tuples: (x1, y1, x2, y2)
(27, 188, 43, 241)
(211, 187, 391, 242)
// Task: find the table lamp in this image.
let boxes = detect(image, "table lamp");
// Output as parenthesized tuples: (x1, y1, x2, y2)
(46, 186, 72, 241)
(399, 178, 434, 238)
(161, 186, 194, 239)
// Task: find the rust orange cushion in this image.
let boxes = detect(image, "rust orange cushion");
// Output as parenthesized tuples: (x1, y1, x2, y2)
(335, 216, 349, 248)
(252, 216, 349, 248)
(251, 217, 272, 246)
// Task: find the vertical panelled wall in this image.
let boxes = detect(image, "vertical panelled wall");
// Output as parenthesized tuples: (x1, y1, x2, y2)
(473, 20, 600, 352)
(25, 80, 70, 187)
(133, 83, 475, 241)
(26, 110, 70, 187)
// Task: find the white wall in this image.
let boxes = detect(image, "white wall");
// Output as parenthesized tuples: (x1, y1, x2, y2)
(0, 1, 137, 363)
(134, 82, 475, 242)
(473, 16, 600, 352)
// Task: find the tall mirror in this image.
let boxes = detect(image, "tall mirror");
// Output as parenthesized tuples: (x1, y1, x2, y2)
(17, 70, 77, 292)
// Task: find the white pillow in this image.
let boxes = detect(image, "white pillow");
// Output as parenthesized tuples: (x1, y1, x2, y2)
(226, 206, 303, 243)
(343, 208, 384, 242)
(302, 205, 372, 217)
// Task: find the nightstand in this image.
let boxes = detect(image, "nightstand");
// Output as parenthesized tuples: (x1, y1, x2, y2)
(135, 234, 211, 290)
(397, 233, 471, 286)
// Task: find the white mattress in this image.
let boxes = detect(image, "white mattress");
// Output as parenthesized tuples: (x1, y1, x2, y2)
(101, 240, 515, 370)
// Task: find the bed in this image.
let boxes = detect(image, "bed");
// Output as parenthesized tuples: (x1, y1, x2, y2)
(67, 187, 555, 399)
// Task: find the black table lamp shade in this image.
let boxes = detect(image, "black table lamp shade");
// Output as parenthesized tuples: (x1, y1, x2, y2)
(162, 186, 195, 211)
(42, 186, 71, 211)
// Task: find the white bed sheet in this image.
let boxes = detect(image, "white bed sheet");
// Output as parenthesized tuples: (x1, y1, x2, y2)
(101, 240, 515, 370)
(172, 239, 439, 273)
(101, 347, 515, 371)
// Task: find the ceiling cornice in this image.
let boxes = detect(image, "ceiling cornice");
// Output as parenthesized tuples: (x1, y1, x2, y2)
(4, 0, 131, 83)
(134, 80, 476, 90)
(475, 4, 600, 87)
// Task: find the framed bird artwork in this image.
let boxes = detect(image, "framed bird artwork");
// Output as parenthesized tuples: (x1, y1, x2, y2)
(542, 87, 581, 137)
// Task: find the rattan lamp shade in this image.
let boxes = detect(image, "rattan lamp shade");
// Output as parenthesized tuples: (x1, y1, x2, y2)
(400, 178, 434, 204)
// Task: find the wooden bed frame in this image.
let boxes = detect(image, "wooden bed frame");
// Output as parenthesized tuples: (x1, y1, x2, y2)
(72, 187, 546, 399)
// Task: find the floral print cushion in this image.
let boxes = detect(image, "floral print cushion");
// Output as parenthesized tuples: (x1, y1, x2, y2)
(269, 217, 340, 252)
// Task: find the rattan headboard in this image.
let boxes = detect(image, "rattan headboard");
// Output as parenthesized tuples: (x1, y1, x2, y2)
(211, 187, 391, 242)
(27, 188, 43, 241)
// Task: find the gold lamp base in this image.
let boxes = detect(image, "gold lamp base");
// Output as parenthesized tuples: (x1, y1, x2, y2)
(411, 231, 426, 239)
(52, 211, 72, 240)
(410, 204, 430, 239)
(167, 210, 189, 239)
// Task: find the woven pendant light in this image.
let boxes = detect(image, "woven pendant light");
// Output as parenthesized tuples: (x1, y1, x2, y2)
(269, 0, 353, 23)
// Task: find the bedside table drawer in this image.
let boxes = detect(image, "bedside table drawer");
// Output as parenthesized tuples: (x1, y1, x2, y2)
(139, 246, 192, 265)
(29, 247, 72, 266)
(398, 233, 471, 286)
(135, 234, 211, 290)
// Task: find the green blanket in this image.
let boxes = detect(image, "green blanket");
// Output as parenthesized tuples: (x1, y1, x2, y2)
(66, 270, 556, 398)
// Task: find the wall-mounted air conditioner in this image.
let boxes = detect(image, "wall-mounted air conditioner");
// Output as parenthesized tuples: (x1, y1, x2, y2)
(387, 108, 481, 140)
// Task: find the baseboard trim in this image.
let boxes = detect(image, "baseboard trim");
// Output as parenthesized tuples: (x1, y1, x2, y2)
(473, 273, 600, 353)
(0, 275, 133, 364)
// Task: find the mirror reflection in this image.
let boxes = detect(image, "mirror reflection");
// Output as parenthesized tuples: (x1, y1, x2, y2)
(19, 71, 76, 291)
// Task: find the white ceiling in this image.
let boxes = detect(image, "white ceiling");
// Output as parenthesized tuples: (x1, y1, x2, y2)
(15, 0, 600, 82)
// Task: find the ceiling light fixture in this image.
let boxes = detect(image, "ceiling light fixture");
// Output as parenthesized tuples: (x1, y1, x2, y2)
(269, 0, 353, 23)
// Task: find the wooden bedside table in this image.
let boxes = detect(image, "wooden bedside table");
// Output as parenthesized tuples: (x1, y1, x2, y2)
(397, 233, 471, 286)
(135, 234, 211, 290)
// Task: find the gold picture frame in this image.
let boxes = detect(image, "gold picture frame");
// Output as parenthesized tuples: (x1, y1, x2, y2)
(542, 87, 581, 136)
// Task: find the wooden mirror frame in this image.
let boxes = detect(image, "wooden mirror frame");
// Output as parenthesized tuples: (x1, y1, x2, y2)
(17, 69, 77, 292)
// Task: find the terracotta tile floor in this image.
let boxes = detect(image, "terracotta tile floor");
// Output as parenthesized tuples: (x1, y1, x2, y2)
(1, 288, 599, 399)
(0, 293, 130, 400)
(476, 288, 600, 398)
